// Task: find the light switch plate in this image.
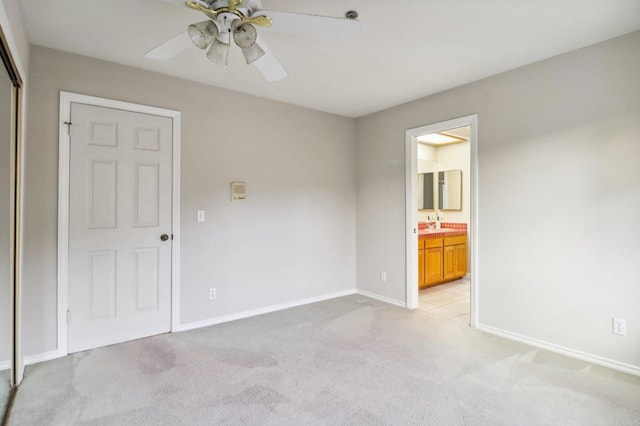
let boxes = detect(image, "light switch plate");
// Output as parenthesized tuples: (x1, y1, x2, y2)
(612, 318, 626, 335)
(197, 210, 205, 222)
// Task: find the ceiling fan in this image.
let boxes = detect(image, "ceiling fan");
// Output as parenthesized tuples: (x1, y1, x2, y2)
(145, 0, 361, 81)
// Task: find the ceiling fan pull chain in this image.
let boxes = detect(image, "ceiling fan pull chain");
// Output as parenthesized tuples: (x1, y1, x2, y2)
(223, 25, 231, 66)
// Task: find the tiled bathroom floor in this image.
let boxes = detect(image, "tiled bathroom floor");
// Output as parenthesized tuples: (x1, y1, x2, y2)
(418, 277, 470, 324)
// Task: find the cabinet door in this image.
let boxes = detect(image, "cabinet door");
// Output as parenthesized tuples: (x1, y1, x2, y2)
(455, 244, 467, 277)
(418, 248, 425, 287)
(425, 247, 443, 285)
(443, 245, 457, 280)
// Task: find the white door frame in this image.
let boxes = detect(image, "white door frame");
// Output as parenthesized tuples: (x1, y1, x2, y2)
(57, 92, 181, 357)
(405, 114, 478, 327)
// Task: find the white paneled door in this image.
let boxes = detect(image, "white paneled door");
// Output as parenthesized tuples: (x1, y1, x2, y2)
(67, 103, 173, 353)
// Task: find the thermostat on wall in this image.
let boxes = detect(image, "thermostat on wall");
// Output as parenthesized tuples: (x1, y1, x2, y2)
(231, 182, 246, 201)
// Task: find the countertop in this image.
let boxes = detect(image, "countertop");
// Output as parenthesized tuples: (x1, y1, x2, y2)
(418, 228, 467, 238)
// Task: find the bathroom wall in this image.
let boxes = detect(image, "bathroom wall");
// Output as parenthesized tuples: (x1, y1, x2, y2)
(435, 142, 470, 225)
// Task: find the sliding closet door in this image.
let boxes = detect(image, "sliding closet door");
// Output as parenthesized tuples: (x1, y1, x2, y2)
(0, 39, 15, 416)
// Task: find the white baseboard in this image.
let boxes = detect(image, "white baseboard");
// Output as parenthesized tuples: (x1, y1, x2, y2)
(176, 289, 357, 332)
(0, 360, 9, 371)
(477, 323, 640, 377)
(24, 350, 62, 366)
(356, 289, 407, 308)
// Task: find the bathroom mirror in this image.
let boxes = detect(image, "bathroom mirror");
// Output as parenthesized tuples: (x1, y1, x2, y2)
(418, 172, 435, 210)
(438, 169, 462, 210)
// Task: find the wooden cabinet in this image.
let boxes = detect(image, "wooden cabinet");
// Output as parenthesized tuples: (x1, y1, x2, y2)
(443, 245, 456, 280)
(454, 243, 467, 278)
(418, 245, 425, 286)
(418, 233, 467, 288)
(425, 247, 444, 285)
(418, 237, 443, 287)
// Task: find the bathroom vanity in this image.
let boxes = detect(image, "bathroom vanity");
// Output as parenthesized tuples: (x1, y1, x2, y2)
(418, 228, 467, 288)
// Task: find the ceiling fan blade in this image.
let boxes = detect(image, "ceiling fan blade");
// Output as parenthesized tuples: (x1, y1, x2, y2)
(254, 36, 287, 81)
(145, 31, 193, 60)
(257, 10, 360, 41)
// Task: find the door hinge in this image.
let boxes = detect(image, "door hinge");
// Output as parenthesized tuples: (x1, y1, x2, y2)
(66, 310, 70, 323)
(64, 121, 72, 136)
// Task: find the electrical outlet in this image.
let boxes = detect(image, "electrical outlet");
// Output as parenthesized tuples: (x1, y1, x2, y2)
(380, 272, 387, 282)
(209, 288, 217, 300)
(612, 318, 626, 335)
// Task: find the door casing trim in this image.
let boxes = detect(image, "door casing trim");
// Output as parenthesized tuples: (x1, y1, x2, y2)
(57, 91, 181, 357)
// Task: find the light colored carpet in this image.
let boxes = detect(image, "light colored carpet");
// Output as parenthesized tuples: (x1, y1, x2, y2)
(8, 295, 640, 425)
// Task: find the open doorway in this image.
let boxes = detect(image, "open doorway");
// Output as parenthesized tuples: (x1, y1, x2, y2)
(416, 125, 470, 322)
(405, 115, 478, 327)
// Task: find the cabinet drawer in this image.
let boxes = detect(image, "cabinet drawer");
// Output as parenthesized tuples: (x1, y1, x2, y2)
(444, 235, 466, 246)
(418, 238, 426, 249)
(424, 237, 443, 248)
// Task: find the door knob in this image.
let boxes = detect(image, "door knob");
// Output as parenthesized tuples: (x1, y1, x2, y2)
(160, 234, 169, 241)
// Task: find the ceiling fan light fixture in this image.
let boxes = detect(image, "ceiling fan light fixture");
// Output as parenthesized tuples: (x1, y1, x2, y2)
(240, 43, 265, 65)
(206, 38, 230, 65)
(232, 22, 258, 48)
(188, 20, 218, 49)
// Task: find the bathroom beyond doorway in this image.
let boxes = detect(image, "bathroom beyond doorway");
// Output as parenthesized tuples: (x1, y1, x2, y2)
(416, 124, 471, 319)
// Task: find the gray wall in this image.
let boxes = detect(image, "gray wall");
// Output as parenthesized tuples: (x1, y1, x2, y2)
(356, 31, 640, 368)
(23, 46, 356, 356)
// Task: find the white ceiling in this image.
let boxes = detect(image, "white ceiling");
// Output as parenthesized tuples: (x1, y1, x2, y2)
(19, 0, 640, 118)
